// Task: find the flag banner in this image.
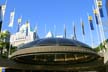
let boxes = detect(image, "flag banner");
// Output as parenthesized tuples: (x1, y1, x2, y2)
(81, 21, 85, 35)
(99, 7, 104, 17)
(8, 11, 15, 27)
(17, 17, 22, 32)
(18, 17, 22, 24)
(93, 9, 99, 24)
(73, 24, 76, 40)
(1, 5, 6, 20)
(26, 21, 29, 36)
(54, 24, 56, 37)
(97, 0, 102, 8)
(88, 16, 94, 30)
(97, 0, 104, 17)
(34, 25, 38, 33)
(89, 20, 94, 30)
(0, 67, 5, 72)
(64, 24, 66, 38)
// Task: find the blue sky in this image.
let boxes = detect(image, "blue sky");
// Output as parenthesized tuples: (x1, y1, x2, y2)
(0, 0, 108, 47)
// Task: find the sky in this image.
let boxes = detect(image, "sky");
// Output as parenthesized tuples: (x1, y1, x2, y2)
(0, 0, 108, 47)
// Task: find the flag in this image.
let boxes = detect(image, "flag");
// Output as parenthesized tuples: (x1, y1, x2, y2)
(17, 16, 22, 32)
(93, 9, 99, 24)
(26, 21, 29, 36)
(54, 24, 56, 37)
(18, 16, 22, 24)
(34, 24, 38, 39)
(97, 0, 104, 17)
(17, 24, 19, 32)
(99, 7, 104, 17)
(1, 4, 6, 20)
(1, 0, 7, 20)
(0, 6, 2, 32)
(8, 10, 15, 27)
(64, 24, 66, 38)
(73, 23, 76, 40)
(34, 24, 38, 33)
(0, 67, 5, 72)
(88, 16, 94, 30)
(81, 20, 85, 35)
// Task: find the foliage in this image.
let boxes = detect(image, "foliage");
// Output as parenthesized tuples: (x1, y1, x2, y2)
(0, 30, 10, 57)
(94, 39, 108, 52)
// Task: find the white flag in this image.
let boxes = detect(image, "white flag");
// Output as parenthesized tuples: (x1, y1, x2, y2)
(1, 4, 6, 20)
(18, 16, 22, 24)
(8, 11, 15, 27)
(34, 25, 38, 33)
(2, 0, 7, 20)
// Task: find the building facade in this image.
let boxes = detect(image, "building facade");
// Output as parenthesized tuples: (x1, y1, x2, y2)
(10, 21, 39, 46)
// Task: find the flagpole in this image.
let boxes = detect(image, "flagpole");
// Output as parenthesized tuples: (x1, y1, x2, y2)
(45, 24, 46, 36)
(87, 13, 93, 48)
(92, 6, 101, 50)
(80, 18, 85, 43)
(8, 44, 11, 58)
(94, 0, 106, 50)
(54, 24, 56, 37)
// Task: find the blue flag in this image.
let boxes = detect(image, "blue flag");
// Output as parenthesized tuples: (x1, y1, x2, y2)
(95, 14, 99, 24)
(94, 9, 99, 24)
(97, 0, 104, 17)
(88, 16, 94, 30)
(99, 7, 104, 17)
(89, 20, 94, 30)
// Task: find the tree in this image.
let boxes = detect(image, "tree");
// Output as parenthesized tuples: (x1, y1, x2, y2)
(94, 39, 108, 52)
(0, 30, 10, 57)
